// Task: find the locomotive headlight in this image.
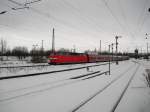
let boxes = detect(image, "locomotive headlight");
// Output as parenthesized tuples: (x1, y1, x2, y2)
(49, 58, 57, 60)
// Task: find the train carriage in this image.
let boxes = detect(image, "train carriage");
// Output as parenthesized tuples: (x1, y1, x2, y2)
(48, 52, 129, 65)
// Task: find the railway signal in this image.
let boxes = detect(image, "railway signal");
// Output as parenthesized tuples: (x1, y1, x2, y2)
(41, 40, 44, 58)
(145, 33, 149, 59)
(111, 43, 114, 61)
(108, 44, 111, 75)
(99, 40, 101, 54)
(115, 36, 122, 65)
(52, 28, 55, 54)
(73, 45, 76, 53)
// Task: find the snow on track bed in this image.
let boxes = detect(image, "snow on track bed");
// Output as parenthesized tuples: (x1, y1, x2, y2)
(72, 61, 150, 112)
(71, 62, 137, 112)
(1, 60, 148, 112)
(0, 71, 106, 102)
(0, 64, 50, 69)
(0, 62, 109, 77)
(0, 62, 113, 102)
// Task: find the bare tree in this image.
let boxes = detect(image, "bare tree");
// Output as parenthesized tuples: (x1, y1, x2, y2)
(12, 46, 29, 60)
(0, 38, 7, 61)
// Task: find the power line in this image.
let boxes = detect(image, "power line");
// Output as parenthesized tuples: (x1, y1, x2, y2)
(0, 0, 42, 14)
(0, 11, 7, 14)
(3, 0, 116, 38)
(138, 7, 149, 35)
(8, 0, 23, 6)
(101, 0, 135, 39)
(25, 0, 42, 6)
(117, 0, 135, 38)
(135, 0, 149, 37)
(102, 0, 125, 31)
(0, 1, 100, 50)
(8, 0, 42, 6)
(1, 2, 93, 48)
(60, 0, 113, 35)
(28, 1, 111, 45)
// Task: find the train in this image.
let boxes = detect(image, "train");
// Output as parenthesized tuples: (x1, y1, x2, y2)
(48, 52, 129, 64)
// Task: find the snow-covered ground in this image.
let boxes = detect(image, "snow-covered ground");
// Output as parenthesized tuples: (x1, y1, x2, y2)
(0, 61, 109, 77)
(0, 56, 32, 66)
(0, 59, 150, 112)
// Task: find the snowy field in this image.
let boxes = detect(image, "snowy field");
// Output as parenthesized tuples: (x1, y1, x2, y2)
(0, 59, 150, 112)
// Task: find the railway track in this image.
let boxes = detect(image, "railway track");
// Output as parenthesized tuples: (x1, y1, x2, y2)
(0, 64, 51, 69)
(0, 60, 136, 112)
(0, 70, 109, 102)
(110, 64, 140, 112)
(0, 62, 110, 80)
(0, 61, 134, 104)
(71, 62, 139, 112)
(0, 62, 109, 69)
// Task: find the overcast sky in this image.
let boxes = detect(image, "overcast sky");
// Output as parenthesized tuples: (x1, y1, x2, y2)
(0, 0, 150, 53)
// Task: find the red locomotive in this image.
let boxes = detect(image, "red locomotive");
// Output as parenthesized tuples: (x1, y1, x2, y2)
(48, 53, 88, 64)
(48, 52, 129, 64)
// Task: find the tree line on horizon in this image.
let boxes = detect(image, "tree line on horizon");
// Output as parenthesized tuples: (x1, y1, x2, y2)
(0, 38, 149, 61)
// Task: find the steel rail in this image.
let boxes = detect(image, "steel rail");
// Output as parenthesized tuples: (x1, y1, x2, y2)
(0, 71, 101, 94)
(0, 62, 110, 69)
(71, 64, 134, 112)
(110, 64, 140, 112)
(0, 64, 50, 69)
(0, 71, 108, 102)
(0, 62, 110, 80)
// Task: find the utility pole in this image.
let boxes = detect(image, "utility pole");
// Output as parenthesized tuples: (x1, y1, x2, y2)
(100, 40, 101, 54)
(32, 44, 38, 56)
(41, 40, 44, 51)
(52, 28, 55, 54)
(41, 40, 44, 58)
(111, 43, 114, 61)
(146, 33, 149, 59)
(140, 47, 143, 57)
(147, 42, 148, 57)
(73, 45, 76, 53)
(1, 39, 4, 61)
(115, 36, 121, 65)
(108, 44, 111, 75)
